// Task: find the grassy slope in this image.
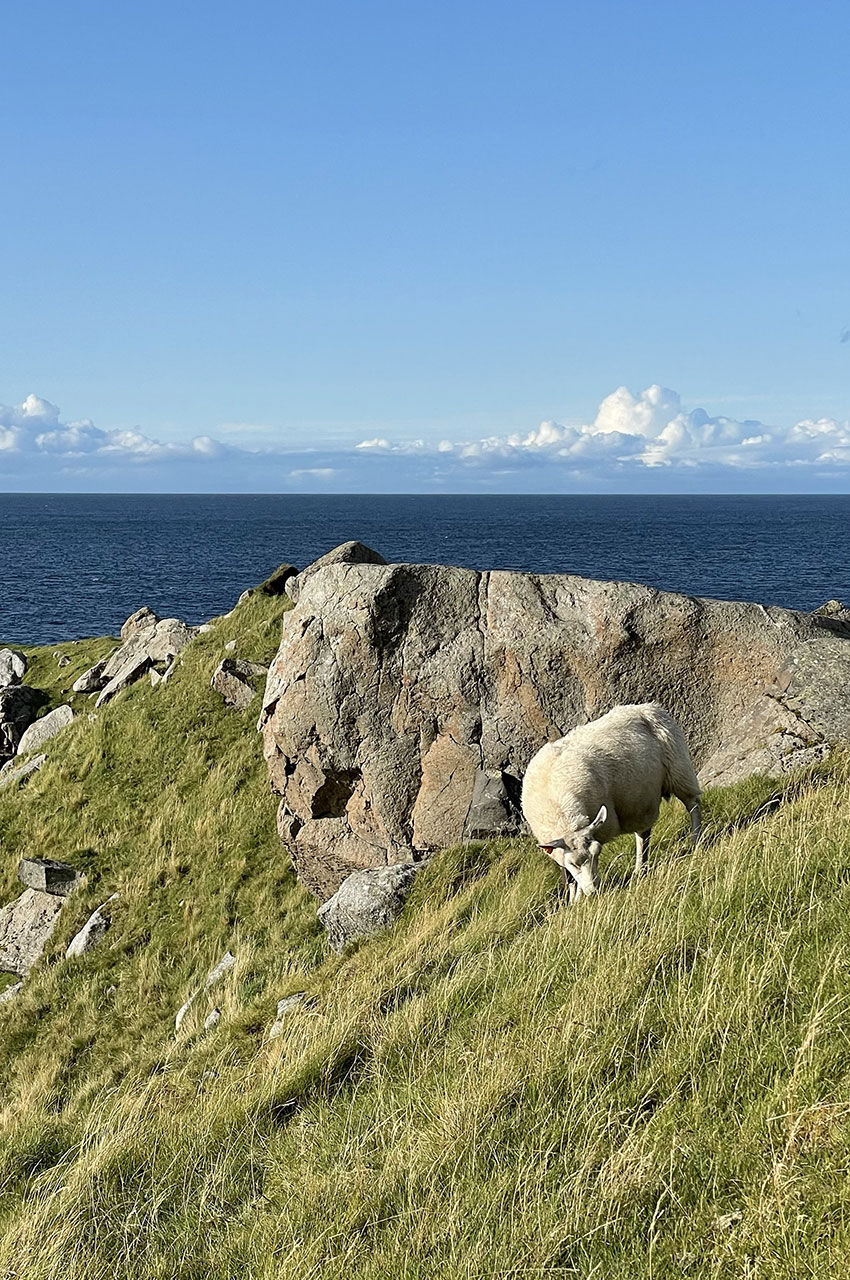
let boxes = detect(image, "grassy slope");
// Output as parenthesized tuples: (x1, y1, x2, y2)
(1, 594, 849, 1278)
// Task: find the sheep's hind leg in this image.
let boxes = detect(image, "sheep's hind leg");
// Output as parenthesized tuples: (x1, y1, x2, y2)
(634, 829, 652, 879)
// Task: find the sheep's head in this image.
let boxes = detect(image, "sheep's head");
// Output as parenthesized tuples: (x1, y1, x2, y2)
(540, 805, 606, 896)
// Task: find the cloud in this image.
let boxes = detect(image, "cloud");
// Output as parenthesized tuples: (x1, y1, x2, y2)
(2, 386, 850, 492)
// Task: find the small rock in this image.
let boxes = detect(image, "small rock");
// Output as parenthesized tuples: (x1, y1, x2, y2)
(196, 624, 213, 634)
(224, 639, 237, 651)
(65, 893, 119, 958)
(237, 588, 254, 606)
(175, 994, 196, 1033)
(268, 992, 318, 1039)
(0, 649, 27, 688)
(0, 754, 46, 790)
(16, 704, 74, 756)
(317, 865, 420, 952)
(0, 980, 24, 1005)
(203, 1008, 221, 1031)
(464, 768, 522, 839)
(17, 857, 82, 897)
(54, 652, 71, 668)
(211, 659, 263, 710)
(205, 950, 236, 988)
(95, 652, 153, 707)
(713, 1210, 743, 1232)
(150, 669, 163, 688)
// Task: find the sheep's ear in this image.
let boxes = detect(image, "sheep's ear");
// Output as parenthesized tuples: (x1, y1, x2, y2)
(588, 805, 607, 832)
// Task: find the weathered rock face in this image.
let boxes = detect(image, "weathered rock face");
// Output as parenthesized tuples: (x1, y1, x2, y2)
(210, 658, 268, 710)
(260, 558, 850, 900)
(74, 613, 197, 705)
(317, 865, 421, 952)
(0, 890, 65, 975)
(0, 685, 38, 764)
(0, 649, 27, 689)
(286, 541, 387, 605)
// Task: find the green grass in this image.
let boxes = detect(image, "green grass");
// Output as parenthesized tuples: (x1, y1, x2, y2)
(1, 592, 850, 1278)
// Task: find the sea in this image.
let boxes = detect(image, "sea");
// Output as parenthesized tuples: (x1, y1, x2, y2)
(1, 493, 849, 646)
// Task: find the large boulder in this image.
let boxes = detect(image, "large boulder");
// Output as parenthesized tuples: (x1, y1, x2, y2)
(16, 704, 74, 756)
(210, 658, 268, 710)
(286, 541, 387, 604)
(317, 865, 420, 952)
(260, 559, 850, 900)
(0, 649, 27, 689)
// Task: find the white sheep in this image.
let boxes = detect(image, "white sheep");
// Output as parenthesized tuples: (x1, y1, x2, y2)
(521, 702, 702, 901)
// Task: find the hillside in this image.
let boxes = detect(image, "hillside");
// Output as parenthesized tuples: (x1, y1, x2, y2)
(1, 588, 849, 1278)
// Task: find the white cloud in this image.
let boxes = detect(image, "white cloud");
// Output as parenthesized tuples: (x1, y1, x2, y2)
(2, 386, 850, 491)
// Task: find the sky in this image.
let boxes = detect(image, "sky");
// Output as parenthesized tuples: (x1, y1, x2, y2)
(1, 0, 848, 493)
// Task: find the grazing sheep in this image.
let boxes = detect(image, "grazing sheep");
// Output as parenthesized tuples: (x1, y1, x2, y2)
(521, 702, 701, 902)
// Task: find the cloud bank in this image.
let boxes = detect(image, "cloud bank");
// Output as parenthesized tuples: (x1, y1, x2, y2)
(2, 386, 850, 492)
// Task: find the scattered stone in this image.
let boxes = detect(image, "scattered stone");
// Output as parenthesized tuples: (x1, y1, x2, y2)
(286, 542, 386, 604)
(258, 562, 298, 596)
(196, 624, 213, 634)
(65, 893, 119, 958)
(236, 588, 254, 606)
(175, 994, 196, 1033)
(17, 857, 82, 898)
(203, 1008, 221, 1031)
(205, 950, 236, 988)
(0, 754, 46, 790)
(77, 616, 197, 704)
(53, 651, 71, 668)
(268, 992, 318, 1039)
(0, 889, 65, 975)
(211, 658, 266, 710)
(317, 865, 420, 952)
(16, 704, 74, 756)
(224, 639, 237, 651)
(94, 652, 154, 707)
(0, 980, 23, 1005)
(0, 649, 27, 688)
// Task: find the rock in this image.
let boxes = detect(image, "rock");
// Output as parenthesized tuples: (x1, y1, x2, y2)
(73, 661, 108, 694)
(77, 617, 197, 703)
(16, 704, 74, 756)
(205, 950, 236, 987)
(211, 658, 266, 710)
(317, 865, 420, 952)
(65, 893, 119, 958)
(0, 980, 23, 1005)
(175, 995, 196, 1033)
(0, 685, 38, 763)
(53, 651, 71, 668)
(261, 560, 850, 900)
(268, 992, 318, 1039)
(224, 639, 237, 651)
(121, 606, 160, 641)
(0, 889, 65, 975)
(18, 857, 82, 897)
(203, 1008, 221, 1031)
(95, 652, 153, 707)
(257, 563, 298, 596)
(286, 541, 387, 604)
(0, 649, 27, 688)
(0, 754, 46, 790)
(236, 588, 254, 606)
(464, 769, 522, 839)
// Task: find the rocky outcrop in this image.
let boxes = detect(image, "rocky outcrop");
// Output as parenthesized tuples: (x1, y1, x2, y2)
(0, 858, 81, 976)
(0, 685, 38, 764)
(0, 649, 27, 688)
(74, 612, 197, 705)
(16, 704, 74, 756)
(317, 865, 421, 951)
(260, 554, 850, 900)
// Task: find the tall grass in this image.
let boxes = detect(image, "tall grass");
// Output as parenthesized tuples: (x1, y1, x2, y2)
(1, 594, 849, 1277)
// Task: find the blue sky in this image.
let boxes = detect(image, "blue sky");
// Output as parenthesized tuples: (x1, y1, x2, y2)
(1, 0, 849, 492)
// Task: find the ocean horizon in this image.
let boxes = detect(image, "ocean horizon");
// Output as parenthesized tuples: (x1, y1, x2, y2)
(3, 491, 849, 645)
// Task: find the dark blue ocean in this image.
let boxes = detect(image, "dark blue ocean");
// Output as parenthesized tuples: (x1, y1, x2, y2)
(1, 493, 849, 646)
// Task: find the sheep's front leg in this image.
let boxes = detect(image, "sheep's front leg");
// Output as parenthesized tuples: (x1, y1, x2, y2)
(633, 829, 652, 878)
(688, 800, 702, 847)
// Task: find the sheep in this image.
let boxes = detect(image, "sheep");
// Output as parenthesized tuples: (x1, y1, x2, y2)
(521, 702, 701, 902)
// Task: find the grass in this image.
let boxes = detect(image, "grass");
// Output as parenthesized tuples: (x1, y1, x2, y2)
(1, 590, 850, 1277)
